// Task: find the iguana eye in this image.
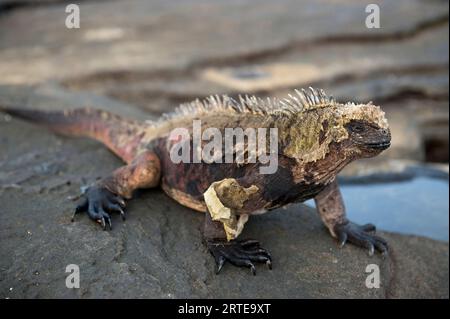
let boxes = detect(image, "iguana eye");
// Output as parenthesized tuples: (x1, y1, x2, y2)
(350, 123, 365, 133)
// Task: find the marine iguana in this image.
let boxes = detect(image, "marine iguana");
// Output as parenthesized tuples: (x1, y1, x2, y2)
(1, 87, 391, 275)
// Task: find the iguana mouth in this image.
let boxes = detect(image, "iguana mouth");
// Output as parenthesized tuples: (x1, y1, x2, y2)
(366, 141, 391, 150)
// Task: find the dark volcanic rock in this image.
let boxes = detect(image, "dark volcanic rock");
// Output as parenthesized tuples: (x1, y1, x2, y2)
(0, 107, 448, 298)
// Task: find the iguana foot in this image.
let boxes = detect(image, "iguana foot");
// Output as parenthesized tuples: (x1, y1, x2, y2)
(72, 186, 126, 230)
(334, 221, 388, 256)
(207, 239, 272, 275)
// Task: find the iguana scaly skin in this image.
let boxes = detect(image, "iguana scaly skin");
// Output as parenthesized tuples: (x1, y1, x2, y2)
(1, 88, 391, 275)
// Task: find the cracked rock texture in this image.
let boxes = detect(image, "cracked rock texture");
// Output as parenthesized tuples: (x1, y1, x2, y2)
(0, 0, 448, 298)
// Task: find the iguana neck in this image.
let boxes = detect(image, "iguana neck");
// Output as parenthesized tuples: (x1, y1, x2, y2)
(290, 140, 356, 185)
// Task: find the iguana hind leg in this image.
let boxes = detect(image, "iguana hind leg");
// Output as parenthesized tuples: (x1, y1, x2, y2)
(314, 180, 388, 256)
(73, 150, 161, 230)
(203, 178, 272, 275)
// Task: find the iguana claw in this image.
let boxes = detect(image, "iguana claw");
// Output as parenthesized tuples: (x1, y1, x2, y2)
(72, 186, 126, 230)
(207, 239, 272, 275)
(334, 221, 388, 257)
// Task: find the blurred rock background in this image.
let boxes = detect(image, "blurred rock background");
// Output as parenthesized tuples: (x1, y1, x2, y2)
(0, 0, 448, 298)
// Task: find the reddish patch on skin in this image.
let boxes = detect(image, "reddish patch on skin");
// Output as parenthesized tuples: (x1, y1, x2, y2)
(44, 108, 149, 164)
(118, 132, 147, 163)
(102, 151, 161, 198)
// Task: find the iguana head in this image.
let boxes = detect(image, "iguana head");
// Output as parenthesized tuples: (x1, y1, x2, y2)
(343, 110, 391, 158)
(277, 88, 391, 163)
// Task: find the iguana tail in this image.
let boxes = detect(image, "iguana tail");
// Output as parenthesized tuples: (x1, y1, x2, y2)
(0, 106, 150, 163)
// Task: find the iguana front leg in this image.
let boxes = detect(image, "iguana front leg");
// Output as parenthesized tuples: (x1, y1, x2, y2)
(73, 151, 161, 229)
(314, 180, 388, 256)
(203, 178, 272, 275)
